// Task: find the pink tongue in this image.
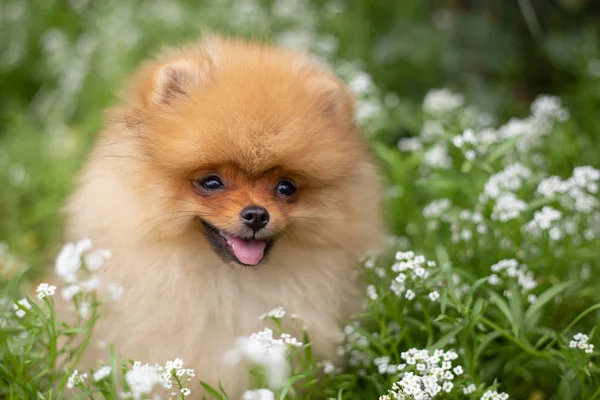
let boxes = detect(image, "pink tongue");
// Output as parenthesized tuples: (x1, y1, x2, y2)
(226, 236, 266, 265)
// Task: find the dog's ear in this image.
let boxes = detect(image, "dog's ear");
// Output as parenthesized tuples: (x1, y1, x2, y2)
(126, 54, 214, 110)
(309, 76, 355, 121)
(151, 57, 213, 105)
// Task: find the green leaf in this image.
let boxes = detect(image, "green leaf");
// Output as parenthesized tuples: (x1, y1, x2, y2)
(200, 381, 225, 400)
(431, 325, 463, 350)
(488, 291, 517, 331)
(484, 135, 521, 166)
(524, 281, 575, 329)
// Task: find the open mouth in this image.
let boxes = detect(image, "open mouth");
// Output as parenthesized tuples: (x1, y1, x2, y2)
(200, 220, 273, 266)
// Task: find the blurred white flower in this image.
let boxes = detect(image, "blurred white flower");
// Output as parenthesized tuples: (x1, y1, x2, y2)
(84, 249, 112, 270)
(36, 283, 57, 299)
(61, 285, 81, 301)
(93, 366, 111, 382)
(242, 389, 275, 400)
(428, 291, 440, 302)
(125, 363, 162, 400)
(67, 369, 87, 389)
(463, 383, 477, 394)
(423, 89, 464, 116)
(107, 283, 125, 301)
(259, 306, 286, 320)
(491, 193, 527, 222)
(424, 143, 453, 170)
(12, 298, 31, 318)
(481, 389, 510, 400)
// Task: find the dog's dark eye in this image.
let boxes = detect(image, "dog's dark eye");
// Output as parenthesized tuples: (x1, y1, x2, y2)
(275, 179, 297, 197)
(193, 175, 224, 193)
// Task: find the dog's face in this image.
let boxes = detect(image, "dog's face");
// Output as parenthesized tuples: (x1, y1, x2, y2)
(107, 37, 382, 267)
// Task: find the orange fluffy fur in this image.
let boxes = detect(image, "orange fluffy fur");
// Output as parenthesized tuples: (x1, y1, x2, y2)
(56, 35, 384, 398)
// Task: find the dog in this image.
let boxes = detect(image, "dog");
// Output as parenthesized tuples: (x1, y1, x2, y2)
(58, 35, 384, 398)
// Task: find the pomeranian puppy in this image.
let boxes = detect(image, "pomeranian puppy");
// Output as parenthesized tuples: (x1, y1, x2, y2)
(59, 35, 384, 397)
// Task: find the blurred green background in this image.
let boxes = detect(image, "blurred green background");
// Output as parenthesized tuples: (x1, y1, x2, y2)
(1, 0, 600, 281)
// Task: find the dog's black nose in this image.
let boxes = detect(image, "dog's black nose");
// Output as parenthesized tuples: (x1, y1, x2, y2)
(240, 206, 270, 231)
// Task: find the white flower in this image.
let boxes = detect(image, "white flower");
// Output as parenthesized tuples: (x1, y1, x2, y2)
(530, 95, 569, 122)
(93, 366, 111, 382)
(259, 306, 286, 320)
(482, 389, 510, 400)
(453, 365, 463, 375)
(483, 163, 531, 200)
(348, 71, 374, 95)
(181, 388, 191, 396)
(424, 143, 453, 170)
(405, 289, 415, 301)
(398, 137, 423, 152)
(533, 207, 562, 230)
(55, 242, 84, 283)
(242, 389, 275, 400)
(79, 301, 91, 319)
(84, 249, 112, 270)
(367, 285, 378, 300)
(463, 383, 476, 394)
(423, 199, 452, 219)
(36, 283, 56, 299)
(491, 193, 527, 222)
(488, 274, 501, 285)
(13, 298, 31, 318)
(61, 285, 81, 301)
(322, 360, 336, 375)
(443, 381, 454, 392)
(107, 283, 125, 301)
(81, 275, 101, 291)
(67, 369, 88, 389)
(423, 89, 464, 115)
(225, 328, 291, 388)
(125, 363, 161, 400)
(570, 332, 594, 354)
(428, 291, 440, 302)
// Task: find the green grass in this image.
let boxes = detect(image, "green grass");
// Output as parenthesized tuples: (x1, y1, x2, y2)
(1, 1, 600, 399)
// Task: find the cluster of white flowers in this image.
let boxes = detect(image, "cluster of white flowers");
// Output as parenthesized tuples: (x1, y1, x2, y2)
(53, 239, 122, 318)
(67, 369, 88, 389)
(390, 251, 437, 301)
(12, 298, 31, 318)
(423, 198, 452, 219)
(463, 383, 477, 394)
(259, 306, 286, 320)
(569, 333, 595, 354)
(367, 284, 378, 300)
(398, 137, 423, 152)
(242, 388, 275, 400)
(423, 143, 453, 170)
(491, 193, 527, 222)
(379, 348, 472, 399)
(124, 362, 162, 400)
(225, 308, 304, 389)
(488, 259, 537, 301)
(36, 283, 56, 299)
(155, 358, 195, 390)
(342, 323, 372, 368)
(481, 163, 532, 201)
(374, 356, 406, 375)
(120, 359, 195, 399)
(320, 359, 339, 375)
(530, 95, 569, 122)
(481, 389, 510, 400)
(92, 366, 111, 382)
(536, 166, 600, 214)
(422, 89, 464, 116)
